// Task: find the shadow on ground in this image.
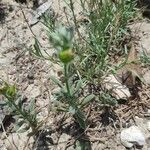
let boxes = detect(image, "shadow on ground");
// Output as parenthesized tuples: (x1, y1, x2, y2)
(0, 3, 7, 24)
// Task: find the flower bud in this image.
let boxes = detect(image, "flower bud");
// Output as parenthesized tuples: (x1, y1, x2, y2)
(59, 49, 74, 64)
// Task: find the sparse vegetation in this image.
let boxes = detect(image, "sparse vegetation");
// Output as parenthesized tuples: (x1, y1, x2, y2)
(1, 0, 150, 149)
(31, 0, 137, 129)
(0, 81, 38, 133)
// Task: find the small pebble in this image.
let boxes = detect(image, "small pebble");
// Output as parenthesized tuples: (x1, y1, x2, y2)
(120, 126, 146, 148)
(8, 68, 16, 75)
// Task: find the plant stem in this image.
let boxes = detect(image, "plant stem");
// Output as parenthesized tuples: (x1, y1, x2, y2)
(64, 63, 86, 129)
(64, 63, 77, 108)
(69, 0, 81, 39)
(64, 64, 71, 97)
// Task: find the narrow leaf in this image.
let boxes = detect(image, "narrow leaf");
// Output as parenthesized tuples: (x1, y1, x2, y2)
(49, 76, 63, 88)
(73, 80, 83, 94)
(80, 94, 95, 108)
(28, 98, 36, 114)
(33, 38, 43, 57)
(75, 110, 86, 129)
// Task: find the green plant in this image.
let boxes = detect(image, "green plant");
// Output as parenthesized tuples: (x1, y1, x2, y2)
(50, 26, 86, 129)
(30, 0, 137, 129)
(70, 0, 137, 82)
(0, 81, 38, 133)
(32, 25, 95, 129)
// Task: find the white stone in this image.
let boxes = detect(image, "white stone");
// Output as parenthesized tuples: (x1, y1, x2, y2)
(29, 0, 52, 25)
(103, 74, 131, 100)
(120, 126, 146, 148)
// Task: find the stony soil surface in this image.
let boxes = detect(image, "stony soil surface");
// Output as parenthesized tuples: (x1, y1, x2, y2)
(0, 0, 150, 150)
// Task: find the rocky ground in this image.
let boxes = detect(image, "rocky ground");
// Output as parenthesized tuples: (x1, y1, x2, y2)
(0, 0, 150, 150)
